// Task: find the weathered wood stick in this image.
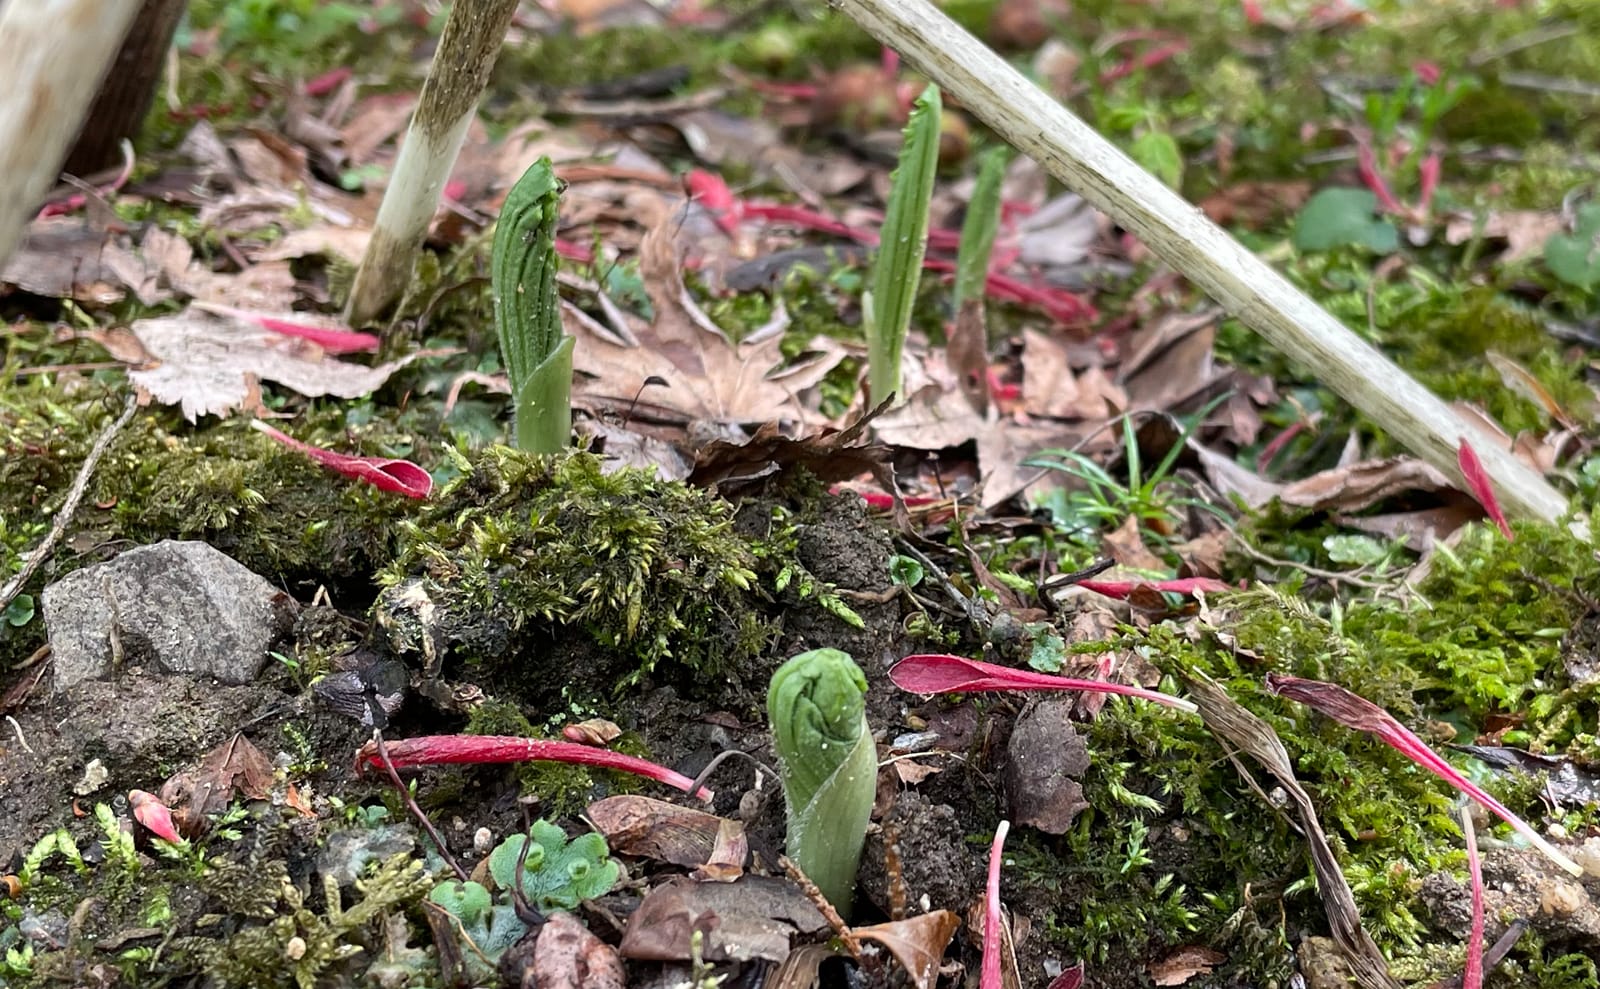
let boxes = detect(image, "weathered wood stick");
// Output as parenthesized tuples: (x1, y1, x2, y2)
(0, 0, 142, 272)
(832, 0, 1570, 524)
(345, 0, 520, 327)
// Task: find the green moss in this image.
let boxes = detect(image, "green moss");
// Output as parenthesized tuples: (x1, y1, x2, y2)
(381, 446, 772, 697)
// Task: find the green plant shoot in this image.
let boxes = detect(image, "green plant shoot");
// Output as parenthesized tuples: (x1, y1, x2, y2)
(953, 146, 1006, 312)
(493, 157, 575, 454)
(768, 647, 876, 918)
(865, 84, 941, 404)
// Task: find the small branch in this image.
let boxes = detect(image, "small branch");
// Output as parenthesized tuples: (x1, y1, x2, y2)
(829, 0, 1571, 528)
(0, 394, 138, 616)
(345, 0, 520, 326)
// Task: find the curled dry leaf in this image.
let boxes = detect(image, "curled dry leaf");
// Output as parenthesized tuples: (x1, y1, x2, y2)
(587, 794, 731, 867)
(618, 876, 827, 963)
(525, 912, 626, 989)
(1148, 945, 1227, 986)
(157, 731, 275, 838)
(853, 910, 963, 989)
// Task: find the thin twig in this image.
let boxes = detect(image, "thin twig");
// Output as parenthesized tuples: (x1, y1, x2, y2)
(5, 714, 32, 754)
(0, 393, 137, 616)
(370, 730, 471, 884)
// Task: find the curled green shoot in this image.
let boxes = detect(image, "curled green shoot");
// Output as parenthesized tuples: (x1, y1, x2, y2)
(865, 83, 941, 405)
(493, 157, 575, 454)
(768, 648, 876, 918)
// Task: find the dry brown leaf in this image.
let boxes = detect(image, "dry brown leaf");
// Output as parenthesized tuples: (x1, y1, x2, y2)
(689, 818, 749, 882)
(618, 876, 827, 963)
(1278, 457, 1452, 513)
(1022, 328, 1124, 419)
(587, 794, 729, 868)
(1120, 309, 1225, 412)
(1, 217, 141, 305)
(127, 306, 431, 420)
(156, 732, 275, 837)
(1148, 945, 1227, 986)
(1198, 180, 1311, 229)
(1443, 209, 1563, 264)
(853, 910, 962, 989)
(569, 201, 817, 426)
(522, 912, 626, 989)
(1191, 441, 1284, 509)
(1103, 514, 1166, 570)
(1337, 503, 1479, 552)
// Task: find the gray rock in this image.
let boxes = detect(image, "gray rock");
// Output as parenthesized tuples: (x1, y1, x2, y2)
(42, 540, 296, 691)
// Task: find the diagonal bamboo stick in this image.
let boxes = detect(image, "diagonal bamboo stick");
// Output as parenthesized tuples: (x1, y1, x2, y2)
(831, 0, 1570, 525)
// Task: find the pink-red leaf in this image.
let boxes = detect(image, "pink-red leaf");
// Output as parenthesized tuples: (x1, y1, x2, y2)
(129, 789, 182, 843)
(196, 302, 380, 355)
(1076, 577, 1233, 600)
(1461, 807, 1484, 989)
(1456, 439, 1513, 540)
(354, 735, 712, 801)
(252, 421, 432, 499)
(1266, 674, 1579, 876)
(890, 654, 1197, 713)
(981, 820, 1011, 989)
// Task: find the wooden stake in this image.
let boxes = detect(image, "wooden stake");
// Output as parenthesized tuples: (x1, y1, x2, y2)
(345, 0, 520, 327)
(0, 0, 142, 272)
(831, 0, 1570, 524)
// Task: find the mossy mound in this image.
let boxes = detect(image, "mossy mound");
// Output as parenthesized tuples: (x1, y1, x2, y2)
(377, 446, 776, 708)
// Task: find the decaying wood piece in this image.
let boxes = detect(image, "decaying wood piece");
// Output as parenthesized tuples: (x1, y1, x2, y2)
(0, 0, 143, 272)
(832, 0, 1570, 525)
(64, 0, 189, 177)
(345, 0, 520, 327)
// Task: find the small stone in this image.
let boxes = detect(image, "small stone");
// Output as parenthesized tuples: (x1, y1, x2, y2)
(474, 827, 494, 856)
(285, 935, 306, 961)
(43, 540, 296, 692)
(73, 758, 109, 796)
(1541, 880, 1585, 917)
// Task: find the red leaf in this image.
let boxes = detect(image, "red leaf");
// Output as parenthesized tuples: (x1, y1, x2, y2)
(686, 169, 743, 239)
(981, 820, 1010, 989)
(1047, 964, 1086, 989)
(890, 654, 1197, 713)
(1266, 674, 1579, 875)
(353, 735, 712, 801)
(197, 302, 380, 354)
(1076, 577, 1233, 599)
(253, 421, 432, 498)
(1456, 439, 1513, 540)
(129, 789, 182, 843)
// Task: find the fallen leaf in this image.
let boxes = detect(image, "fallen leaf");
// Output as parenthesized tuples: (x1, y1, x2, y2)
(521, 912, 626, 989)
(1, 217, 140, 305)
(688, 400, 893, 495)
(569, 200, 819, 426)
(1443, 209, 1562, 264)
(689, 818, 749, 882)
(252, 421, 432, 498)
(1021, 328, 1124, 420)
(126, 306, 433, 420)
(853, 910, 962, 989)
(157, 732, 276, 837)
(1149, 945, 1227, 986)
(618, 876, 826, 963)
(588, 795, 731, 867)
(1103, 514, 1166, 571)
(1278, 457, 1452, 512)
(1199, 180, 1311, 229)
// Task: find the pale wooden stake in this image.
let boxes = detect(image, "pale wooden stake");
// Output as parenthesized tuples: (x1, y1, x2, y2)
(0, 0, 142, 273)
(831, 0, 1570, 524)
(345, 0, 520, 327)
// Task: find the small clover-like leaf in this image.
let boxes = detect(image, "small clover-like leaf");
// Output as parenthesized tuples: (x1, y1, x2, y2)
(428, 879, 492, 926)
(1545, 202, 1600, 290)
(487, 820, 620, 913)
(1292, 188, 1399, 254)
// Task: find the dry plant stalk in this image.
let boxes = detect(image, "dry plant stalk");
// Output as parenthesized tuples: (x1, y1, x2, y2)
(830, 0, 1570, 526)
(0, 0, 142, 272)
(345, 0, 520, 326)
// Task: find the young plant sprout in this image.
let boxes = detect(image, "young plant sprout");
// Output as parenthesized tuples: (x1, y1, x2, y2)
(980, 819, 1011, 989)
(865, 83, 941, 404)
(953, 146, 1007, 314)
(492, 158, 575, 454)
(768, 648, 877, 918)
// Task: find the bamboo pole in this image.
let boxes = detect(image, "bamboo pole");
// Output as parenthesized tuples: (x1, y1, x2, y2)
(831, 0, 1570, 525)
(0, 0, 142, 273)
(345, 0, 520, 327)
